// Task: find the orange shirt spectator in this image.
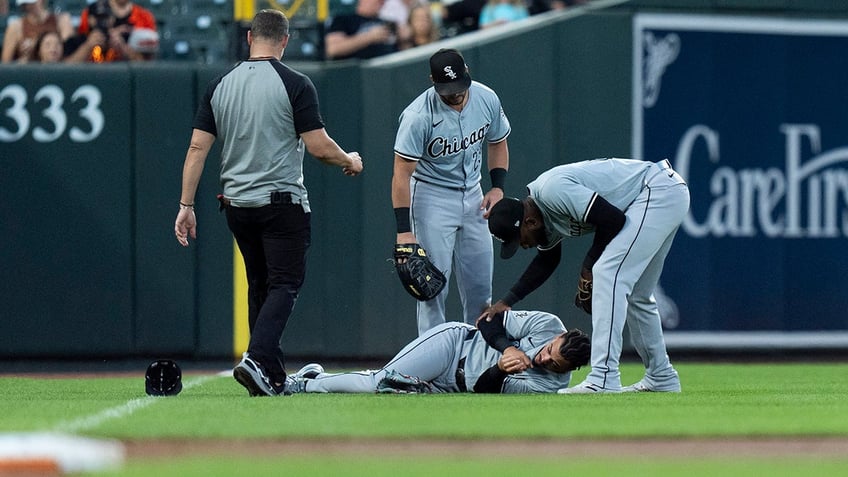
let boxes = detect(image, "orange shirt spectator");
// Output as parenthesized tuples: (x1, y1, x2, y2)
(76, 0, 157, 62)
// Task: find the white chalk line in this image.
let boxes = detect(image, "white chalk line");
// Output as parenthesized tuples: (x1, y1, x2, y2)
(53, 371, 230, 434)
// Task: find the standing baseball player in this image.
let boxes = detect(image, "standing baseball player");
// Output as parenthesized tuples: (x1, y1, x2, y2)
(174, 9, 363, 397)
(392, 48, 511, 335)
(285, 310, 590, 394)
(483, 158, 689, 393)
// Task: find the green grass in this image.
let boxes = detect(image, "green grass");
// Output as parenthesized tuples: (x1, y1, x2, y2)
(94, 456, 848, 477)
(2, 363, 848, 476)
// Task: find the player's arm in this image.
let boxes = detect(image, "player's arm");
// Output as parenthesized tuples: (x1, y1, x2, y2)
(392, 154, 418, 243)
(301, 128, 362, 175)
(582, 194, 626, 269)
(482, 139, 509, 217)
(496, 242, 562, 307)
(474, 311, 532, 393)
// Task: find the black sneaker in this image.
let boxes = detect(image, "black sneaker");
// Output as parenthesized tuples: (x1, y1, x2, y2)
(233, 352, 280, 397)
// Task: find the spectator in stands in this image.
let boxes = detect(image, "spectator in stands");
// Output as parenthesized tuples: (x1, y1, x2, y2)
(527, 0, 586, 16)
(438, 0, 485, 36)
(324, 0, 398, 60)
(1, 0, 8, 15)
(478, 0, 528, 29)
(1, 0, 74, 63)
(29, 28, 107, 62)
(398, 2, 439, 50)
(379, 0, 414, 45)
(29, 29, 63, 61)
(70, 0, 157, 62)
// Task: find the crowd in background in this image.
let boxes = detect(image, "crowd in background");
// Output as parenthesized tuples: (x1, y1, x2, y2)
(1, 0, 158, 63)
(0, 0, 590, 63)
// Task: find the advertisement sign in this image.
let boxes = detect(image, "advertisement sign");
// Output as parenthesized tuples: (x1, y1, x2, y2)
(632, 15, 848, 344)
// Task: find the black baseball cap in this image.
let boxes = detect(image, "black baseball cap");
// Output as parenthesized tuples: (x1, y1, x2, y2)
(430, 48, 472, 96)
(488, 197, 524, 259)
(145, 359, 182, 396)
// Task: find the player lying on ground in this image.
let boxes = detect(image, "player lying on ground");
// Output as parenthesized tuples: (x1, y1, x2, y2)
(284, 310, 590, 394)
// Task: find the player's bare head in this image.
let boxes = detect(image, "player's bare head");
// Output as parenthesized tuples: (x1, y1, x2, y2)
(559, 328, 591, 371)
(430, 48, 472, 99)
(251, 9, 290, 43)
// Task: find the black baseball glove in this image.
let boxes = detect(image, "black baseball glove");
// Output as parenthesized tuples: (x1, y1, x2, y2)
(574, 266, 593, 314)
(394, 243, 446, 301)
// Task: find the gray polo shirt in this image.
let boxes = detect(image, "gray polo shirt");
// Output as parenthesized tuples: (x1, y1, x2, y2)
(193, 58, 325, 210)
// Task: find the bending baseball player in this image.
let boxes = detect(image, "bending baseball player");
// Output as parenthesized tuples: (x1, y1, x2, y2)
(283, 310, 589, 394)
(484, 158, 689, 394)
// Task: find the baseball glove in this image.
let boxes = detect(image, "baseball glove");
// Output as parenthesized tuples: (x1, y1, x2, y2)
(574, 266, 593, 315)
(376, 370, 433, 394)
(394, 243, 446, 301)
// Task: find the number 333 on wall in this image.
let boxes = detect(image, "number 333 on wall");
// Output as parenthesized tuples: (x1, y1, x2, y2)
(0, 84, 104, 143)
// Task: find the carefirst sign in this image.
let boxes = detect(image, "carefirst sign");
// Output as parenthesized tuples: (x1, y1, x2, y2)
(633, 14, 848, 335)
(677, 123, 848, 239)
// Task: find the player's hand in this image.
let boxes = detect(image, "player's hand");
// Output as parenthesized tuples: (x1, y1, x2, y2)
(343, 152, 363, 176)
(481, 188, 504, 218)
(498, 346, 532, 373)
(477, 301, 510, 325)
(175, 208, 197, 247)
(393, 233, 416, 264)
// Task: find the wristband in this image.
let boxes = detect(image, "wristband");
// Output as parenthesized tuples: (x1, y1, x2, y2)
(179, 201, 194, 210)
(489, 168, 507, 190)
(394, 207, 411, 234)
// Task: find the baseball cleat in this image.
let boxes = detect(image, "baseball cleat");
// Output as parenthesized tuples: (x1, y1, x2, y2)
(620, 379, 681, 393)
(283, 363, 324, 395)
(557, 381, 621, 394)
(295, 363, 324, 380)
(233, 353, 280, 397)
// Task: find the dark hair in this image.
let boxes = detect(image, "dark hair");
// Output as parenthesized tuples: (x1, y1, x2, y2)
(251, 9, 289, 42)
(559, 328, 591, 370)
(31, 30, 62, 62)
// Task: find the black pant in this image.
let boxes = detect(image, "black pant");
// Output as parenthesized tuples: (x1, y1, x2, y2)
(226, 202, 311, 384)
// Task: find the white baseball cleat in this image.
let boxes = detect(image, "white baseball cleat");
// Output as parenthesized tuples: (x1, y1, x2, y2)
(620, 379, 681, 393)
(284, 363, 326, 394)
(557, 381, 621, 394)
(295, 363, 325, 380)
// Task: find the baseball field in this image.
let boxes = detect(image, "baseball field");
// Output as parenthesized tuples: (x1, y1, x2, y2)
(3, 361, 848, 476)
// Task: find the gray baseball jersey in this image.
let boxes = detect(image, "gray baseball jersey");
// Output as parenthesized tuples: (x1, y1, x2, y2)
(526, 158, 655, 250)
(531, 158, 689, 391)
(394, 81, 511, 188)
(394, 82, 511, 335)
(304, 310, 572, 394)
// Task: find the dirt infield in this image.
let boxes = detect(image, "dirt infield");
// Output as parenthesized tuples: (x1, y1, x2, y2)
(123, 437, 848, 459)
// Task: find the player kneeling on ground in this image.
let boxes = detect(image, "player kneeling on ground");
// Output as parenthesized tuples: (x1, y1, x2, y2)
(283, 310, 590, 394)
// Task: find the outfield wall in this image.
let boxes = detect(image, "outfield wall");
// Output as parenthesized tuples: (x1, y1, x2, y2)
(1, 0, 846, 360)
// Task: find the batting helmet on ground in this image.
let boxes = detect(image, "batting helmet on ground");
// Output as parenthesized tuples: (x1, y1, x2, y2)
(145, 359, 182, 396)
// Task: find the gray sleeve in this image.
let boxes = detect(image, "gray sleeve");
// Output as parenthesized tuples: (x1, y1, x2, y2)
(393, 109, 428, 161)
(485, 95, 510, 143)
